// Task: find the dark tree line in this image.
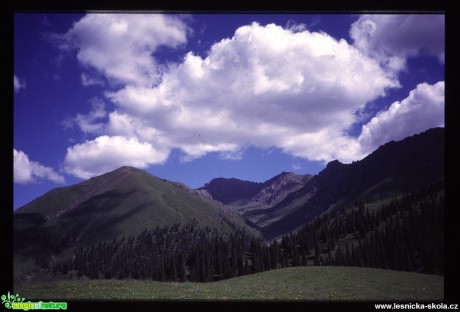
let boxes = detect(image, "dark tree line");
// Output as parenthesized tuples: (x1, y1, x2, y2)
(284, 179, 444, 274)
(40, 180, 444, 281)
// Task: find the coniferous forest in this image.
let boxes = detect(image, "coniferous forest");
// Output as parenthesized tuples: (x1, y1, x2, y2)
(37, 180, 443, 282)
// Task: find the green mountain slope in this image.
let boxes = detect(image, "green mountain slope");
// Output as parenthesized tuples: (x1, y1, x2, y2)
(14, 166, 261, 282)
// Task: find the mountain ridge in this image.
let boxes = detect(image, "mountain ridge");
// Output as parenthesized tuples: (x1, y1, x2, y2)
(261, 127, 445, 239)
(198, 171, 312, 208)
(198, 127, 444, 239)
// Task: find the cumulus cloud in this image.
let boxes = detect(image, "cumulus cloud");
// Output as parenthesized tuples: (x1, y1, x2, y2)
(53, 14, 189, 87)
(14, 75, 26, 93)
(103, 22, 398, 162)
(61, 19, 399, 177)
(350, 15, 445, 73)
(357, 81, 444, 154)
(58, 15, 443, 178)
(14, 149, 65, 184)
(62, 136, 169, 179)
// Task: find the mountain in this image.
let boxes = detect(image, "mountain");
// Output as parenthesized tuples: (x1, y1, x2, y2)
(261, 127, 445, 239)
(14, 167, 256, 239)
(199, 172, 312, 232)
(199, 128, 444, 240)
(246, 172, 313, 207)
(14, 166, 261, 282)
(200, 172, 312, 209)
(14, 128, 444, 284)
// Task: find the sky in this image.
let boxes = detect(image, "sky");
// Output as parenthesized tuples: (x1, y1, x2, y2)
(13, 13, 445, 210)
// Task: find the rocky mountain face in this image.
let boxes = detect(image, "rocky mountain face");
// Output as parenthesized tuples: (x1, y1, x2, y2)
(199, 172, 311, 207)
(251, 172, 313, 207)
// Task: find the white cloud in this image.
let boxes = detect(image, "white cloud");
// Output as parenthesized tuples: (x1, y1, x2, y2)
(14, 75, 26, 93)
(350, 15, 445, 73)
(62, 135, 169, 179)
(279, 79, 445, 163)
(55, 14, 189, 87)
(59, 15, 443, 178)
(14, 149, 65, 184)
(101, 22, 398, 162)
(357, 81, 444, 154)
(179, 143, 241, 162)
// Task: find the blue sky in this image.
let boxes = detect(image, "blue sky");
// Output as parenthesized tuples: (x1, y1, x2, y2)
(14, 13, 444, 210)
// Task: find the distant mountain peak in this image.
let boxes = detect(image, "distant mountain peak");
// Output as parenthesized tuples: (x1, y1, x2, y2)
(200, 171, 313, 207)
(199, 177, 264, 205)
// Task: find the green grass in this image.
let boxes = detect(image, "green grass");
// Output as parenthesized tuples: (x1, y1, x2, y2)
(15, 267, 443, 301)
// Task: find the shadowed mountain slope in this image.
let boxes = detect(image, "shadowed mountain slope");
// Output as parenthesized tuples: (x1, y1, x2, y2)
(261, 127, 444, 239)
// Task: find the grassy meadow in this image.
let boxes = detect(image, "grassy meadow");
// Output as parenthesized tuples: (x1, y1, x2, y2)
(15, 266, 443, 301)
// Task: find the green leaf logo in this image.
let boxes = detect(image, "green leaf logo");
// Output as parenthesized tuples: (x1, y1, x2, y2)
(1, 291, 25, 309)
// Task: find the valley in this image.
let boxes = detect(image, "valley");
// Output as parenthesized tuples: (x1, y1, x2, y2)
(13, 128, 445, 300)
